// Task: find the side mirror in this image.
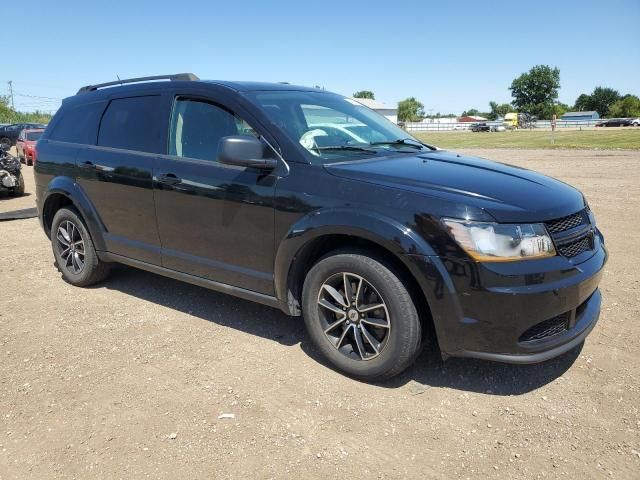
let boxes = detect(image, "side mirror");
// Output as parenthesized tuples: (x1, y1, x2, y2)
(217, 135, 277, 170)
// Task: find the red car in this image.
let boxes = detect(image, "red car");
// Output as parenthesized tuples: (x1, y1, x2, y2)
(16, 128, 44, 166)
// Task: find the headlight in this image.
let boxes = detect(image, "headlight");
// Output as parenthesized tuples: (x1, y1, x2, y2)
(443, 219, 556, 262)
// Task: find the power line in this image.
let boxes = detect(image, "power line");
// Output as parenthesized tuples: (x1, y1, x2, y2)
(13, 91, 63, 101)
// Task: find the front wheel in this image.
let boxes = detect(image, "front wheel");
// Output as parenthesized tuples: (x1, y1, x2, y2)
(302, 251, 422, 381)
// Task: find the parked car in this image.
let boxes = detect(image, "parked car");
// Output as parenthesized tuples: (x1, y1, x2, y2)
(0, 122, 47, 149)
(470, 122, 491, 132)
(596, 118, 633, 127)
(630, 118, 639, 126)
(16, 128, 44, 165)
(491, 124, 506, 132)
(34, 74, 607, 380)
(0, 144, 25, 196)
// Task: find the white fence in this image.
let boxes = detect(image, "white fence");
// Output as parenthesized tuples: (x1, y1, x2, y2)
(404, 119, 602, 132)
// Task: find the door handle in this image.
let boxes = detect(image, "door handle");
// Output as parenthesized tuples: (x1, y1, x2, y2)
(157, 173, 182, 185)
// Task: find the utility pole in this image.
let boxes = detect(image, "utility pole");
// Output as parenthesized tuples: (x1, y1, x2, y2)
(7, 81, 14, 109)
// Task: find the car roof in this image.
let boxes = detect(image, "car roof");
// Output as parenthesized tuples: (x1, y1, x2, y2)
(23, 128, 45, 133)
(63, 79, 327, 108)
(202, 80, 320, 92)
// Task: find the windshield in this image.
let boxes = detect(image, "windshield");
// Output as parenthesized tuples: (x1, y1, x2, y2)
(26, 131, 43, 141)
(246, 91, 429, 164)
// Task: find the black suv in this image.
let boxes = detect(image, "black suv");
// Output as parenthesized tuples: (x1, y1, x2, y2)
(34, 74, 607, 380)
(0, 123, 47, 149)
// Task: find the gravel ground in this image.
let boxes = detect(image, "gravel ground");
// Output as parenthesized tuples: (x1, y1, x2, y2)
(0, 149, 639, 479)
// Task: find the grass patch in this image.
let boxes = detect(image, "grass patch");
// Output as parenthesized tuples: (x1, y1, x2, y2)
(414, 128, 640, 150)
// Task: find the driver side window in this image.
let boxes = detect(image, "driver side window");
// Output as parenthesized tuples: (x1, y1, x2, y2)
(169, 98, 258, 162)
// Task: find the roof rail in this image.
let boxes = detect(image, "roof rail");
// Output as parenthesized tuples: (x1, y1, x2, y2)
(76, 73, 200, 95)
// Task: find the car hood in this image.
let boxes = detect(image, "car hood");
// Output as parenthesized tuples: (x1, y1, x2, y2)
(324, 150, 585, 222)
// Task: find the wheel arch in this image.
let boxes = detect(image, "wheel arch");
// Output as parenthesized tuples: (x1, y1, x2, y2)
(274, 209, 439, 326)
(42, 177, 107, 251)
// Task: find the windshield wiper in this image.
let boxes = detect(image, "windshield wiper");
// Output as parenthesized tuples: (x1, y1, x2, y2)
(315, 145, 378, 154)
(370, 138, 436, 150)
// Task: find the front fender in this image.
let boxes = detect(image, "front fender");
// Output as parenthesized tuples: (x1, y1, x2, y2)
(273, 207, 440, 312)
(42, 176, 107, 252)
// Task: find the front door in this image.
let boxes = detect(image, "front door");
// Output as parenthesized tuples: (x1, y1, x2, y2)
(153, 95, 278, 294)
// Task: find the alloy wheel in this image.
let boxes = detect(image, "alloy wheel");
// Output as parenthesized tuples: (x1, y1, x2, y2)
(317, 272, 390, 360)
(56, 220, 85, 274)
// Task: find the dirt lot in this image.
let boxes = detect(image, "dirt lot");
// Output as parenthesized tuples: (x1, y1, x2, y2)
(1, 149, 639, 479)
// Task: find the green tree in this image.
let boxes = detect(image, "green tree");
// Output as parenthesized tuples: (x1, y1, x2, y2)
(573, 93, 591, 111)
(553, 102, 570, 118)
(352, 90, 375, 100)
(488, 101, 513, 120)
(509, 65, 560, 118)
(397, 97, 424, 122)
(0, 95, 52, 124)
(587, 87, 621, 117)
(608, 94, 640, 118)
(461, 108, 480, 117)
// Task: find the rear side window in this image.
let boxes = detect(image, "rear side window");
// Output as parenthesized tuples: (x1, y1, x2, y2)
(98, 96, 162, 153)
(49, 102, 104, 144)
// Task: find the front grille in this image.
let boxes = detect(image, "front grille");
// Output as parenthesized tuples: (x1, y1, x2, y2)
(544, 209, 595, 259)
(557, 235, 593, 257)
(545, 211, 585, 233)
(519, 313, 568, 342)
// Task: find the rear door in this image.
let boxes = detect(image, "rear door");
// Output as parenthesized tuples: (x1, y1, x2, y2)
(76, 93, 170, 264)
(153, 90, 278, 294)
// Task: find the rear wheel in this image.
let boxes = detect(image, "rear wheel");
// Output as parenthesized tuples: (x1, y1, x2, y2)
(51, 207, 110, 287)
(302, 251, 422, 381)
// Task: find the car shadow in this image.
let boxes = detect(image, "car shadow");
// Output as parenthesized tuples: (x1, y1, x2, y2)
(0, 191, 32, 199)
(99, 265, 581, 395)
(101, 265, 305, 347)
(374, 341, 583, 395)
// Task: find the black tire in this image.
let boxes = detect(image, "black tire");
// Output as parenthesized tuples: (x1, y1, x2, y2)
(0, 138, 10, 150)
(8, 172, 24, 196)
(302, 251, 422, 381)
(51, 206, 110, 287)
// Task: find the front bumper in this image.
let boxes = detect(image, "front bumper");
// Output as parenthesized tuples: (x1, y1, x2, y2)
(409, 235, 607, 364)
(454, 289, 601, 364)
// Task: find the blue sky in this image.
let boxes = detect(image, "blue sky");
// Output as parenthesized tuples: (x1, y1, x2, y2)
(2, 0, 638, 114)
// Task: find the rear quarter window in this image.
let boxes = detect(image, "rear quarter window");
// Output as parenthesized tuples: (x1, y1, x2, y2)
(49, 101, 105, 144)
(97, 96, 163, 153)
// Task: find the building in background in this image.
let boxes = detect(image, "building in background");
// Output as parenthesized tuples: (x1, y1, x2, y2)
(457, 115, 488, 123)
(561, 111, 600, 121)
(350, 98, 398, 124)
